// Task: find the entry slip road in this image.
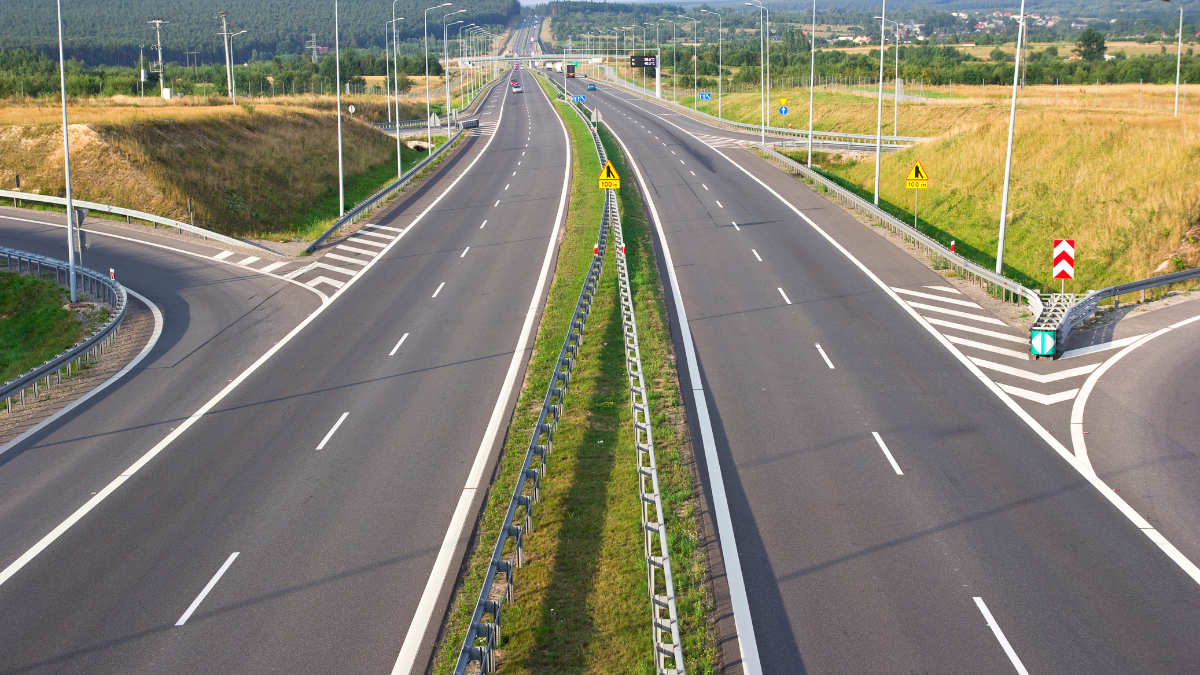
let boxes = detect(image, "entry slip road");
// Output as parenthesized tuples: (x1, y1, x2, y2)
(0, 69, 570, 674)
(568, 78, 1200, 674)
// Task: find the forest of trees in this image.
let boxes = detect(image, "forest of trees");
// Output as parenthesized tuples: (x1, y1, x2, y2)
(0, 0, 519, 68)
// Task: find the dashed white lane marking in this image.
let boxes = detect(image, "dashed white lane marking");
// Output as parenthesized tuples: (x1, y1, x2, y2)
(671, 151, 676, 154)
(317, 412, 349, 450)
(213, 251, 235, 260)
(815, 343, 835, 369)
(751, 249, 762, 262)
(325, 253, 369, 266)
(176, 552, 239, 626)
(702, 184, 709, 190)
(924, 285, 962, 294)
(518, 162, 521, 166)
(235, 256, 259, 266)
(925, 318, 1027, 344)
(777, 288, 792, 305)
(389, 333, 410, 356)
(871, 432, 903, 475)
(946, 336, 1029, 361)
(716, 201, 723, 208)
(480, 220, 487, 229)
(893, 287, 981, 308)
(260, 261, 286, 273)
(306, 276, 345, 290)
(973, 597, 1031, 675)
(998, 383, 1080, 406)
(513, 171, 517, 176)
(336, 244, 379, 257)
(732, 222, 740, 231)
(505, 184, 510, 190)
(522, 151, 525, 156)
(494, 200, 500, 206)
(432, 282, 445, 297)
(905, 302, 1007, 326)
(461, 247, 470, 258)
(690, 170, 695, 176)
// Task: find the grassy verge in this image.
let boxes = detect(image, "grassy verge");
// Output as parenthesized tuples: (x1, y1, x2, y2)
(778, 108, 1200, 293)
(0, 272, 81, 383)
(432, 75, 715, 674)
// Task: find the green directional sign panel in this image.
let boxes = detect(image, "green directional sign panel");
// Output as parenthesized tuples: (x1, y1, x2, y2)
(1031, 330, 1056, 356)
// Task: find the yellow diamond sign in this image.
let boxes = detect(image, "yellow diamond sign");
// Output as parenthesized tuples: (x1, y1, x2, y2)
(598, 160, 621, 190)
(906, 160, 929, 189)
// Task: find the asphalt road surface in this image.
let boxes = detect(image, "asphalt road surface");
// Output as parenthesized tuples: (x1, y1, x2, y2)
(563, 76, 1200, 674)
(0, 68, 568, 675)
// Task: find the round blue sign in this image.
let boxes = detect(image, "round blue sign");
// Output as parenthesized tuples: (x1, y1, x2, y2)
(779, 105, 788, 115)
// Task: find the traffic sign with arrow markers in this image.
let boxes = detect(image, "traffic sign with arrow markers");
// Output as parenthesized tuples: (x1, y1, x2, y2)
(1053, 239, 1075, 279)
(598, 160, 620, 190)
(905, 161, 929, 189)
(779, 106, 788, 115)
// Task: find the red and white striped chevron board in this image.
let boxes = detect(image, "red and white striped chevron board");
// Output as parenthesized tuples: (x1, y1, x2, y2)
(1053, 239, 1075, 280)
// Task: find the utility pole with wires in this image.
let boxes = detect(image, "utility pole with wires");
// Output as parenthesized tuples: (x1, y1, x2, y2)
(139, 45, 146, 98)
(147, 19, 168, 95)
(218, 12, 234, 97)
(185, 50, 199, 75)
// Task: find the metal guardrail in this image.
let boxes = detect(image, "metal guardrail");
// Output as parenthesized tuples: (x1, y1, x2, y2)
(599, 70, 928, 148)
(1049, 267, 1200, 349)
(548, 70, 686, 673)
(751, 144, 1043, 315)
(304, 122, 465, 254)
(0, 190, 266, 253)
(1, 246, 127, 411)
(454, 182, 610, 674)
(372, 73, 504, 131)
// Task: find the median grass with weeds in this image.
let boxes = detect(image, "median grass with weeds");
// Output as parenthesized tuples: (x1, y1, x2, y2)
(432, 77, 715, 675)
(0, 271, 81, 383)
(782, 109, 1200, 292)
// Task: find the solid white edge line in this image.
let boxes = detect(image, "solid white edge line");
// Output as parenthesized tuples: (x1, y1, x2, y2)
(316, 412, 349, 450)
(0, 84, 506, 591)
(1068, 313, 1200, 584)
(389, 332, 410, 356)
(605, 114, 764, 675)
(432, 282, 445, 297)
(0, 214, 327, 303)
(175, 552, 240, 626)
(0, 288, 164, 459)
(390, 72, 565, 675)
(973, 597, 1031, 675)
(871, 431, 904, 475)
(657, 112, 1200, 589)
(815, 343, 835, 369)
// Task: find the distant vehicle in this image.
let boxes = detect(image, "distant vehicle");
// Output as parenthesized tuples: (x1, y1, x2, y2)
(511, 79, 519, 85)
(512, 84, 523, 93)
(587, 84, 596, 90)
(566, 64, 575, 78)
(461, 119, 479, 128)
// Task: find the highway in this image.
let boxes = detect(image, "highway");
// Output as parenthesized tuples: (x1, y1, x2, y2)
(560, 75, 1200, 674)
(0, 67, 569, 674)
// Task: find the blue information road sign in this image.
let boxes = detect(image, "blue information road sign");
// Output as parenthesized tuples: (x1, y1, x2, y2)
(573, 95, 586, 103)
(699, 92, 712, 100)
(779, 105, 788, 115)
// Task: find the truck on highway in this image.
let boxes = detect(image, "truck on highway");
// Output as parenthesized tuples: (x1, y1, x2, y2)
(566, 64, 575, 78)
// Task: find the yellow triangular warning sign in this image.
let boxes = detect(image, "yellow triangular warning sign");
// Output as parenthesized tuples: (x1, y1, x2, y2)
(906, 161, 928, 181)
(599, 160, 620, 181)
(779, 97, 788, 106)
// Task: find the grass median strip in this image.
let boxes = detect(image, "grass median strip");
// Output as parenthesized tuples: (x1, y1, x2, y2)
(433, 78, 715, 674)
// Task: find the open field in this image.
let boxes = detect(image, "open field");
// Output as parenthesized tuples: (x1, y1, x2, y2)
(0, 94, 426, 125)
(0, 103, 436, 239)
(782, 110, 1200, 291)
(434, 77, 715, 675)
(814, 40, 1191, 58)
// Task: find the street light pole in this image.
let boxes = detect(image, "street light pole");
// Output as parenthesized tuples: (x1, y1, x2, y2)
(872, 1, 886, 206)
(878, 18, 900, 134)
(995, 0, 1026, 274)
(230, 30, 247, 103)
(55, 0, 76, 301)
(385, 20, 394, 122)
(702, 10, 723, 118)
(392, 6, 405, 179)
(444, 12, 465, 117)
(745, 3, 765, 142)
(425, 3, 452, 156)
(1165, 0, 1183, 116)
(680, 15, 698, 111)
(807, 0, 816, 166)
(333, 0, 345, 216)
(660, 20, 678, 102)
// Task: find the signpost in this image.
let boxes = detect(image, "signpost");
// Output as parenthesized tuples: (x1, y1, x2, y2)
(906, 161, 929, 227)
(630, 55, 657, 68)
(598, 160, 620, 190)
(1053, 239, 1075, 293)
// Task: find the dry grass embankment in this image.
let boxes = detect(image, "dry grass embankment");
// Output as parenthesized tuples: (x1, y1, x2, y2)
(0, 100, 435, 240)
(787, 110, 1200, 291)
(433, 78, 715, 675)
